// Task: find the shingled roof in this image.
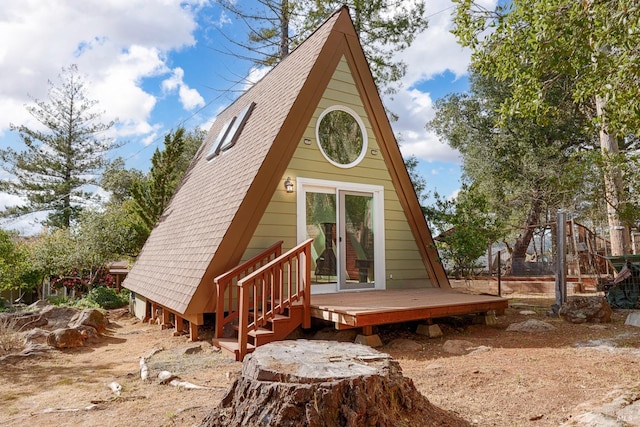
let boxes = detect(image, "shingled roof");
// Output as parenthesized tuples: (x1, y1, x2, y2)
(123, 6, 447, 321)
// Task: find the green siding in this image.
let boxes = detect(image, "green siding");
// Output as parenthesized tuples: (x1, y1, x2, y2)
(244, 57, 432, 288)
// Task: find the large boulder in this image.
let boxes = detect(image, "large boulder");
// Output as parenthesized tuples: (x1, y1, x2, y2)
(39, 306, 82, 330)
(0, 312, 47, 331)
(69, 309, 109, 333)
(201, 340, 469, 427)
(23, 328, 51, 347)
(559, 296, 612, 324)
(47, 328, 87, 349)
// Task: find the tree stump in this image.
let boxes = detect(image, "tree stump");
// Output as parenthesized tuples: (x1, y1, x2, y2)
(201, 340, 469, 427)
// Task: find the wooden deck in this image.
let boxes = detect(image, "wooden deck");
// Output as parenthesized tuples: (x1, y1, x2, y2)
(310, 287, 508, 329)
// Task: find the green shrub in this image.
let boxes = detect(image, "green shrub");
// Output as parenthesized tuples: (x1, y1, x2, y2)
(83, 286, 128, 310)
(47, 295, 72, 306)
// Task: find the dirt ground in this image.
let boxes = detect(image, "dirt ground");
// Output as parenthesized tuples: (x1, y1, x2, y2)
(2, 295, 640, 427)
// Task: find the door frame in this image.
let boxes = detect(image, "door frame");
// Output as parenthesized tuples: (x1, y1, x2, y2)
(296, 177, 386, 294)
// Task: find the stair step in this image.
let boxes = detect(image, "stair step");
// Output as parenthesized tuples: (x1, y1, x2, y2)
(248, 327, 275, 338)
(214, 338, 255, 360)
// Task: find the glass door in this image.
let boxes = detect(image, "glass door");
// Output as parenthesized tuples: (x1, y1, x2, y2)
(305, 191, 337, 286)
(339, 191, 375, 290)
(298, 178, 384, 294)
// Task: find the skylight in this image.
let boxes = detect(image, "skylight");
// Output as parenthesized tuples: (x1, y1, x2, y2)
(205, 101, 256, 161)
(205, 117, 235, 160)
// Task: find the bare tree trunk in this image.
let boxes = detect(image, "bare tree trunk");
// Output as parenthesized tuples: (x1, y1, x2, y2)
(512, 197, 543, 259)
(278, 0, 289, 60)
(596, 95, 630, 256)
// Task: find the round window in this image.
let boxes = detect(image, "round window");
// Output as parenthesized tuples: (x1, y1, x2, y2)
(316, 106, 367, 168)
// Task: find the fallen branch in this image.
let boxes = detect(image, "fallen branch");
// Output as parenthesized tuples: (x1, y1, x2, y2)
(90, 395, 148, 404)
(146, 347, 164, 358)
(157, 370, 223, 390)
(41, 404, 103, 414)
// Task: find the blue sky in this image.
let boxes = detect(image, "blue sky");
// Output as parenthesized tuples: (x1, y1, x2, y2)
(0, 0, 496, 234)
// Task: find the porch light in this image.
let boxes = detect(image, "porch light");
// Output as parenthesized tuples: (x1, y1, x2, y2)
(284, 177, 294, 193)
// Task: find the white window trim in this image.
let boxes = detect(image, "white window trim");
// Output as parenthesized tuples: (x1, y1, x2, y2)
(315, 105, 368, 169)
(296, 177, 385, 293)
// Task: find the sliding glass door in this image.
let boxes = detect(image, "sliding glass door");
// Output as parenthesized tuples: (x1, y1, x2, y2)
(299, 179, 384, 293)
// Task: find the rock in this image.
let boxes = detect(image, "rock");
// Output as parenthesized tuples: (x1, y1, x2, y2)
(559, 296, 612, 324)
(69, 309, 109, 333)
(354, 333, 383, 347)
(0, 312, 47, 331)
(158, 371, 178, 384)
(469, 345, 492, 355)
(385, 338, 422, 352)
(624, 311, 640, 328)
(40, 306, 82, 330)
(506, 319, 556, 332)
(74, 325, 99, 343)
(108, 381, 122, 396)
(416, 323, 443, 338)
(23, 328, 51, 347)
(519, 310, 537, 316)
(180, 344, 202, 355)
(201, 340, 470, 427)
(442, 339, 475, 355)
(46, 328, 86, 349)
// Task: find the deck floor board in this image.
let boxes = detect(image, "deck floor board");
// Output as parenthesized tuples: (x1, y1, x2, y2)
(309, 288, 508, 328)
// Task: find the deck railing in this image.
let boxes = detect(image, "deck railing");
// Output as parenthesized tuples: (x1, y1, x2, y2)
(236, 239, 313, 361)
(214, 241, 283, 339)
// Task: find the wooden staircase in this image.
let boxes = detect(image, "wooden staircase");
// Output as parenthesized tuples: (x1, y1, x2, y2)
(212, 239, 313, 361)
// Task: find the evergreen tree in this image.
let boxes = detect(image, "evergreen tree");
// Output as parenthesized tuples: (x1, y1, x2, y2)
(130, 127, 204, 235)
(0, 65, 115, 229)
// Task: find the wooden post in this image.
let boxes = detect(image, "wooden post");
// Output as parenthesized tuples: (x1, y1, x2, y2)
(303, 241, 311, 329)
(238, 282, 250, 361)
(497, 251, 502, 297)
(555, 211, 567, 309)
(175, 316, 184, 335)
(150, 302, 158, 323)
(162, 308, 170, 329)
(189, 321, 199, 342)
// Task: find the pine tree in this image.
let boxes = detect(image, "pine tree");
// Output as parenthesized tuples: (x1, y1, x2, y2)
(130, 127, 200, 234)
(0, 65, 115, 229)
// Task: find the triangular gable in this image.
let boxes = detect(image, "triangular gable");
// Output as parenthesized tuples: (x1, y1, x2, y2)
(123, 6, 447, 320)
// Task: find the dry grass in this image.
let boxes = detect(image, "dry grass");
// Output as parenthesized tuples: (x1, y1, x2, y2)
(0, 314, 24, 356)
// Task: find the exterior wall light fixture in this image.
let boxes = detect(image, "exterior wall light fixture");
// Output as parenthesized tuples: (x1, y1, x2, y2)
(284, 177, 294, 193)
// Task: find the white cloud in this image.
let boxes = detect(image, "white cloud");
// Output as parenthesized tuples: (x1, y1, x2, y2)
(383, 0, 497, 165)
(162, 67, 206, 110)
(0, 0, 204, 138)
(385, 87, 462, 164)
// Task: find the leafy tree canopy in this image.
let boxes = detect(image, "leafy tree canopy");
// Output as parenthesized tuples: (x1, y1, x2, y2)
(424, 186, 500, 279)
(452, 0, 640, 136)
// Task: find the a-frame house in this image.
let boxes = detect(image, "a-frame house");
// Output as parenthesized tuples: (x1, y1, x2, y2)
(123, 6, 507, 360)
